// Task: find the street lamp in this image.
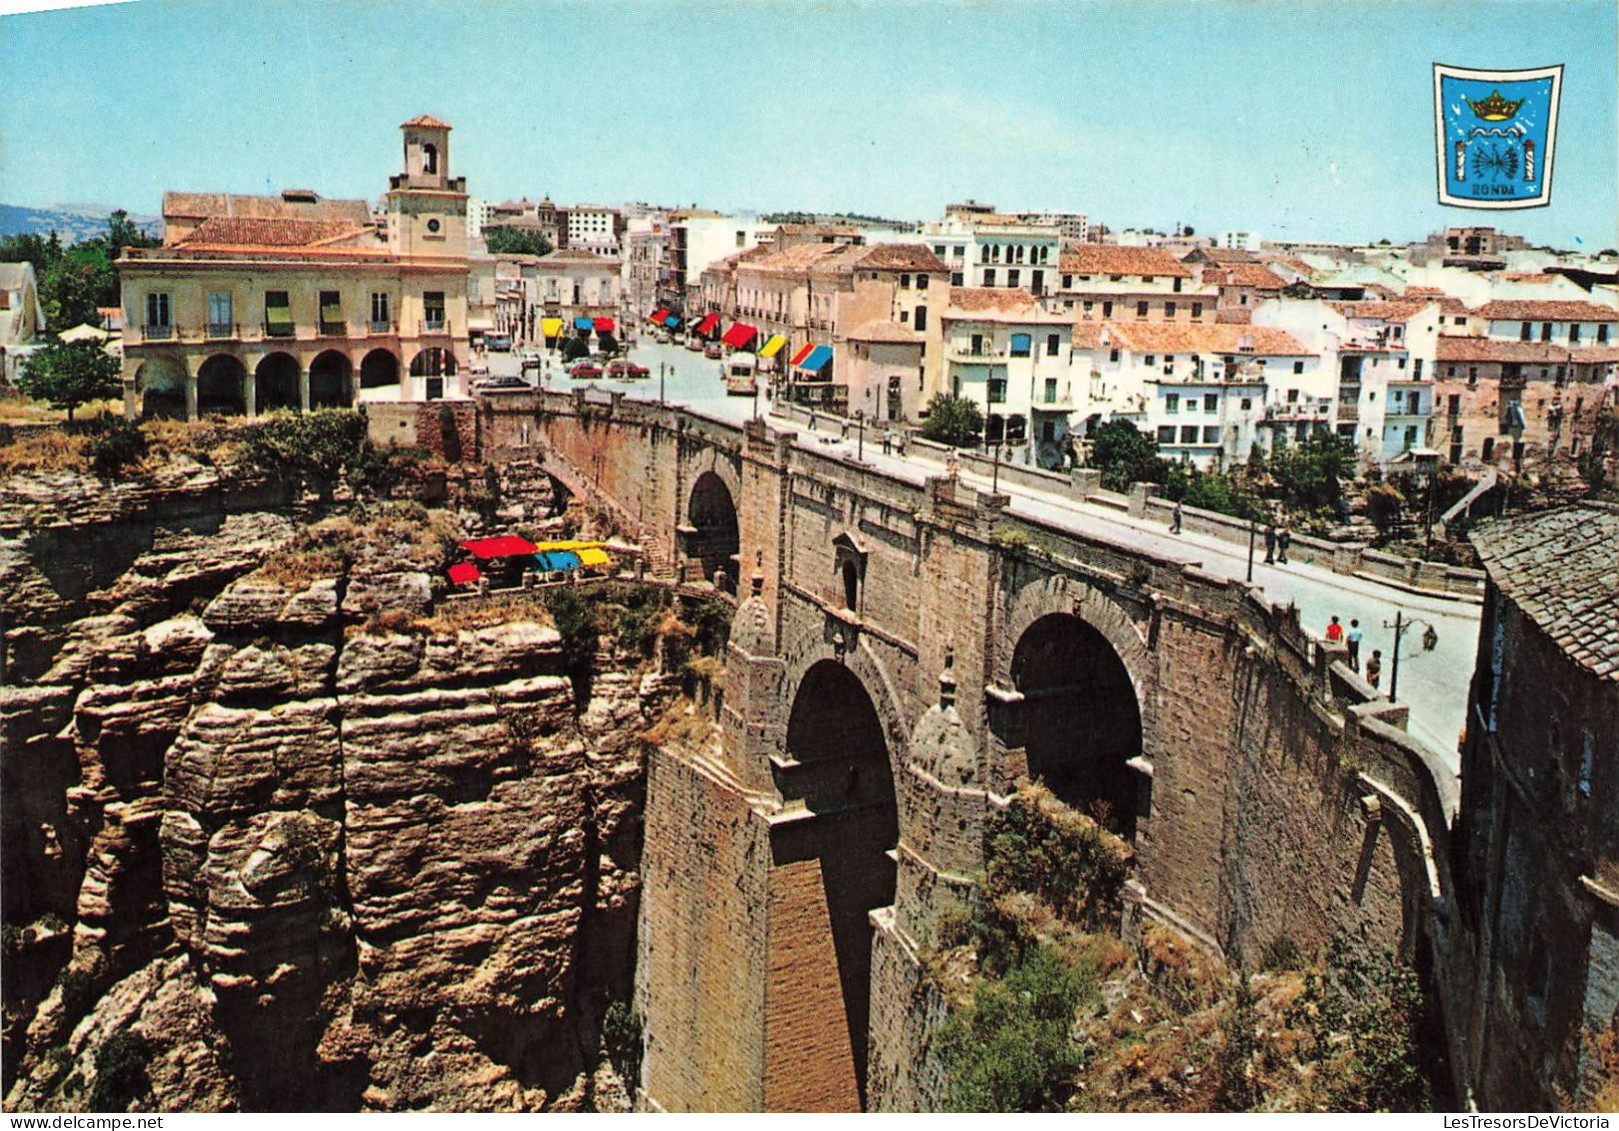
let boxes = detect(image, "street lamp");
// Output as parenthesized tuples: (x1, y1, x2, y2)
(992, 440, 1003, 495)
(855, 409, 865, 461)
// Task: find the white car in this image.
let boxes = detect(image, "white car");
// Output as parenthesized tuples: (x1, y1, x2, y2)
(809, 433, 851, 458)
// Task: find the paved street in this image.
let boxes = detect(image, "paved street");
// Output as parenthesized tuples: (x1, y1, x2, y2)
(485, 337, 1478, 769)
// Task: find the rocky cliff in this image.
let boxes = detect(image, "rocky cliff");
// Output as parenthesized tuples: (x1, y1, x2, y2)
(2, 458, 689, 1111)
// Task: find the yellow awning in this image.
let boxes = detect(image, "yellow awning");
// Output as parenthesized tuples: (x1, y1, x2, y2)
(758, 334, 788, 359)
(576, 547, 611, 568)
(540, 317, 565, 337)
(535, 540, 606, 552)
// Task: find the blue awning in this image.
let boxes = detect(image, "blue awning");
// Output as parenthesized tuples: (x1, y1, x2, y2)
(796, 344, 833, 372)
(664, 314, 681, 328)
(534, 550, 583, 572)
(1010, 332, 1032, 354)
(573, 317, 594, 331)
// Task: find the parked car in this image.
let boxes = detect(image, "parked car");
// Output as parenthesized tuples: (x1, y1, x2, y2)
(519, 350, 542, 370)
(686, 337, 705, 352)
(473, 374, 529, 392)
(703, 341, 723, 359)
(568, 361, 603, 379)
(467, 359, 490, 376)
(606, 359, 651, 380)
(485, 333, 513, 352)
(656, 331, 672, 345)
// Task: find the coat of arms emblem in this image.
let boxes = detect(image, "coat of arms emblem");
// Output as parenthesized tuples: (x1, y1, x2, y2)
(1434, 63, 1563, 210)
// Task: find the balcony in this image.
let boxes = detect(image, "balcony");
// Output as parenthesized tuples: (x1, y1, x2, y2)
(263, 321, 296, 338)
(949, 346, 1008, 362)
(205, 322, 238, 340)
(420, 318, 448, 335)
(369, 319, 396, 334)
(318, 320, 348, 337)
(141, 323, 174, 341)
(1336, 401, 1359, 422)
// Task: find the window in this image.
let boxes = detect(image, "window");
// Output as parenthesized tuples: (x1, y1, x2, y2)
(1398, 357, 1407, 369)
(1414, 358, 1423, 379)
(1448, 394, 1460, 415)
(1541, 322, 1552, 341)
(1165, 393, 1179, 412)
(1044, 378, 1058, 403)
(1203, 426, 1220, 443)
(1240, 397, 1252, 410)
(1010, 333, 1032, 357)
(1173, 277, 1183, 293)
(146, 291, 171, 328)
(1083, 301, 1094, 315)
(1287, 388, 1300, 403)
(319, 290, 343, 332)
(900, 273, 911, 289)
(953, 246, 964, 258)
(1031, 270, 1043, 293)
(1204, 393, 1218, 412)
(951, 271, 964, 286)
(1109, 347, 1120, 362)
(422, 142, 438, 174)
(1166, 302, 1177, 318)
(1293, 360, 1304, 374)
(1570, 323, 1581, 343)
(914, 307, 927, 332)
(1192, 302, 1203, 319)
(426, 218, 442, 235)
(1136, 301, 1149, 318)
(264, 290, 292, 335)
(370, 292, 390, 328)
(1520, 321, 1532, 341)
(1157, 425, 1176, 443)
(917, 274, 929, 290)
(983, 268, 997, 287)
(1007, 269, 1021, 288)
(736, 231, 746, 247)
(988, 378, 1007, 404)
(1062, 274, 1073, 289)
(206, 292, 232, 335)
(1046, 333, 1060, 356)
(1468, 366, 1478, 386)
(1143, 276, 1155, 284)
(1146, 355, 1157, 366)
(1102, 301, 1114, 318)
(424, 291, 446, 331)
(899, 310, 909, 324)
(1180, 425, 1198, 443)
(970, 333, 984, 356)
(933, 245, 946, 256)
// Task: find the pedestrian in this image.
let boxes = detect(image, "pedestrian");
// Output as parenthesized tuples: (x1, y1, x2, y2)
(1264, 523, 1277, 564)
(882, 428, 893, 455)
(1346, 619, 1363, 671)
(1366, 649, 1382, 689)
(1170, 500, 1183, 535)
(808, 410, 817, 431)
(1277, 524, 1292, 564)
(1326, 615, 1343, 644)
(841, 419, 849, 440)
(897, 431, 908, 457)
(1422, 623, 1438, 652)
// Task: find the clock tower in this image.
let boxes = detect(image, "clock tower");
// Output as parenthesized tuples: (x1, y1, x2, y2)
(387, 114, 468, 258)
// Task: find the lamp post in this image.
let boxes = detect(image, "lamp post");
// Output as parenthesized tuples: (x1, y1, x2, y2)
(855, 409, 865, 461)
(1246, 516, 1257, 583)
(992, 440, 1002, 495)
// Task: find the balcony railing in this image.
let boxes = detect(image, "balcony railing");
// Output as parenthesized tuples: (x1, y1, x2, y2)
(421, 318, 448, 334)
(142, 323, 174, 341)
(205, 322, 237, 340)
(264, 321, 296, 338)
(319, 320, 347, 336)
(370, 319, 395, 334)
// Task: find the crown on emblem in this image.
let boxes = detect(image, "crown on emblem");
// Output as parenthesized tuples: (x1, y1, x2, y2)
(1466, 89, 1525, 122)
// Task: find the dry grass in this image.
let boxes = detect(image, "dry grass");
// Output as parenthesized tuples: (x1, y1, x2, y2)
(140, 417, 244, 468)
(0, 396, 121, 425)
(0, 429, 86, 474)
(641, 695, 720, 748)
(413, 591, 556, 636)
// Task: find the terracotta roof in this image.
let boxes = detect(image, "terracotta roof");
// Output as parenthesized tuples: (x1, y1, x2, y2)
(1329, 300, 1432, 323)
(1476, 299, 1619, 322)
(1082, 321, 1312, 356)
(401, 114, 452, 129)
(176, 216, 372, 248)
(1470, 502, 1619, 679)
(1266, 256, 1318, 279)
(1206, 264, 1286, 290)
(844, 243, 951, 273)
(1215, 308, 1254, 324)
(1059, 245, 1191, 278)
(1496, 272, 1558, 284)
(847, 320, 921, 344)
(774, 223, 863, 237)
(1434, 337, 1573, 363)
(740, 242, 849, 275)
(946, 287, 1043, 317)
(163, 191, 371, 225)
(1194, 247, 1261, 264)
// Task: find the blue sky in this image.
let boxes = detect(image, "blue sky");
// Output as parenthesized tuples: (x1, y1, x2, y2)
(1, 0, 1614, 246)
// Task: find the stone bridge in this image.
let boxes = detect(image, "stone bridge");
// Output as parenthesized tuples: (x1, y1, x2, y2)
(473, 389, 1463, 1112)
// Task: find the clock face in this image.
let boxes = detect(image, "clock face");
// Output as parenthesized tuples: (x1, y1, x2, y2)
(427, 218, 442, 234)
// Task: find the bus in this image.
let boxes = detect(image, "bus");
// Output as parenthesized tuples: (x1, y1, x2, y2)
(723, 352, 758, 396)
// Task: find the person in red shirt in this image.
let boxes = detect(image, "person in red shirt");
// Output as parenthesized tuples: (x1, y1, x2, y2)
(1326, 615, 1344, 644)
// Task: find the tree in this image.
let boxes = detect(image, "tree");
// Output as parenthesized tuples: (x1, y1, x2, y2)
(485, 227, 554, 257)
(919, 392, 983, 448)
(1268, 430, 1356, 513)
(1088, 418, 1165, 492)
(18, 340, 121, 420)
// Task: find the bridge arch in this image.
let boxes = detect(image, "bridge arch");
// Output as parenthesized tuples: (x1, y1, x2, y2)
(773, 652, 901, 1111)
(685, 470, 739, 595)
(997, 571, 1153, 838)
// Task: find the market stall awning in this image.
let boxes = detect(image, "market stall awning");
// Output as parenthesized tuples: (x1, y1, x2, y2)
(448, 562, 481, 585)
(460, 535, 539, 559)
(576, 547, 611, 568)
(663, 314, 682, 328)
(796, 344, 833, 372)
(540, 317, 565, 338)
(534, 550, 582, 572)
(722, 322, 757, 349)
(758, 334, 788, 359)
(468, 317, 495, 332)
(594, 317, 616, 333)
(59, 323, 110, 343)
(694, 313, 721, 336)
(789, 342, 817, 367)
(573, 317, 594, 332)
(649, 307, 670, 323)
(536, 540, 607, 552)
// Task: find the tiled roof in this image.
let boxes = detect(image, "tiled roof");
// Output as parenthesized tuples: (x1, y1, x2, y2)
(739, 242, 847, 275)
(401, 114, 452, 129)
(847, 320, 920, 343)
(1206, 264, 1286, 290)
(1195, 247, 1261, 264)
(1329, 300, 1433, 323)
(1060, 245, 1191, 278)
(1267, 256, 1318, 279)
(163, 191, 371, 225)
(176, 216, 372, 248)
(1470, 503, 1619, 680)
(844, 243, 951, 273)
(1434, 337, 1573, 363)
(1476, 299, 1619, 321)
(946, 287, 1043, 317)
(774, 223, 863, 237)
(1081, 321, 1311, 356)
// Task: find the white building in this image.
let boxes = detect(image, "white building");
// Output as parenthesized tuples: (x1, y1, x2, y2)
(566, 204, 621, 255)
(466, 196, 496, 239)
(1220, 230, 1262, 252)
(1015, 210, 1089, 244)
(665, 212, 777, 313)
(0, 261, 47, 384)
(920, 214, 1062, 295)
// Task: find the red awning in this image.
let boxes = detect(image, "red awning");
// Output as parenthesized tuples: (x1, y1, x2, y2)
(594, 317, 616, 333)
(649, 308, 670, 323)
(789, 342, 817, 366)
(722, 322, 757, 348)
(460, 535, 539, 559)
(448, 562, 481, 585)
(695, 313, 721, 336)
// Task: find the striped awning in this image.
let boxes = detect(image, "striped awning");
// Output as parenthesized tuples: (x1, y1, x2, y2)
(758, 334, 788, 359)
(695, 313, 721, 336)
(595, 317, 616, 333)
(796, 344, 833, 372)
(574, 317, 594, 331)
(789, 342, 817, 367)
(722, 322, 757, 349)
(540, 317, 565, 338)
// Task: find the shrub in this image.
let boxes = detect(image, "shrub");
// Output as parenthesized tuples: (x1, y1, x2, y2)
(89, 1030, 150, 1112)
(985, 784, 1132, 935)
(601, 1000, 643, 1086)
(1214, 974, 1268, 1111)
(1365, 483, 1405, 533)
(87, 414, 148, 478)
(919, 392, 984, 448)
(1259, 934, 1306, 972)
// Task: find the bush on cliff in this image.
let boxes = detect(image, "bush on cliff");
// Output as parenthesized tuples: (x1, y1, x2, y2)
(239, 409, 370, 496)
(89, 1030, 150, 1112)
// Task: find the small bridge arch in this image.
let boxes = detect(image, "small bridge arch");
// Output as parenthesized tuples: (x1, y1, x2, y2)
(682, 455, 742, 595)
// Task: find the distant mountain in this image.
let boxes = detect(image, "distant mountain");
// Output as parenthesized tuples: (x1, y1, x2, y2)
(0, 203, 160, 244)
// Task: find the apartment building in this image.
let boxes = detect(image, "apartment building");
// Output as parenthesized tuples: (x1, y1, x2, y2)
(1056, 246, 1216, 323)
(920, 213, 1061, 295)
(942, 288, 1079, 463)
(524, 249, 621, 343)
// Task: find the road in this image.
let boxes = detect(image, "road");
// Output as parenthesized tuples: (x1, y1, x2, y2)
(483, 338, 1478, 769)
